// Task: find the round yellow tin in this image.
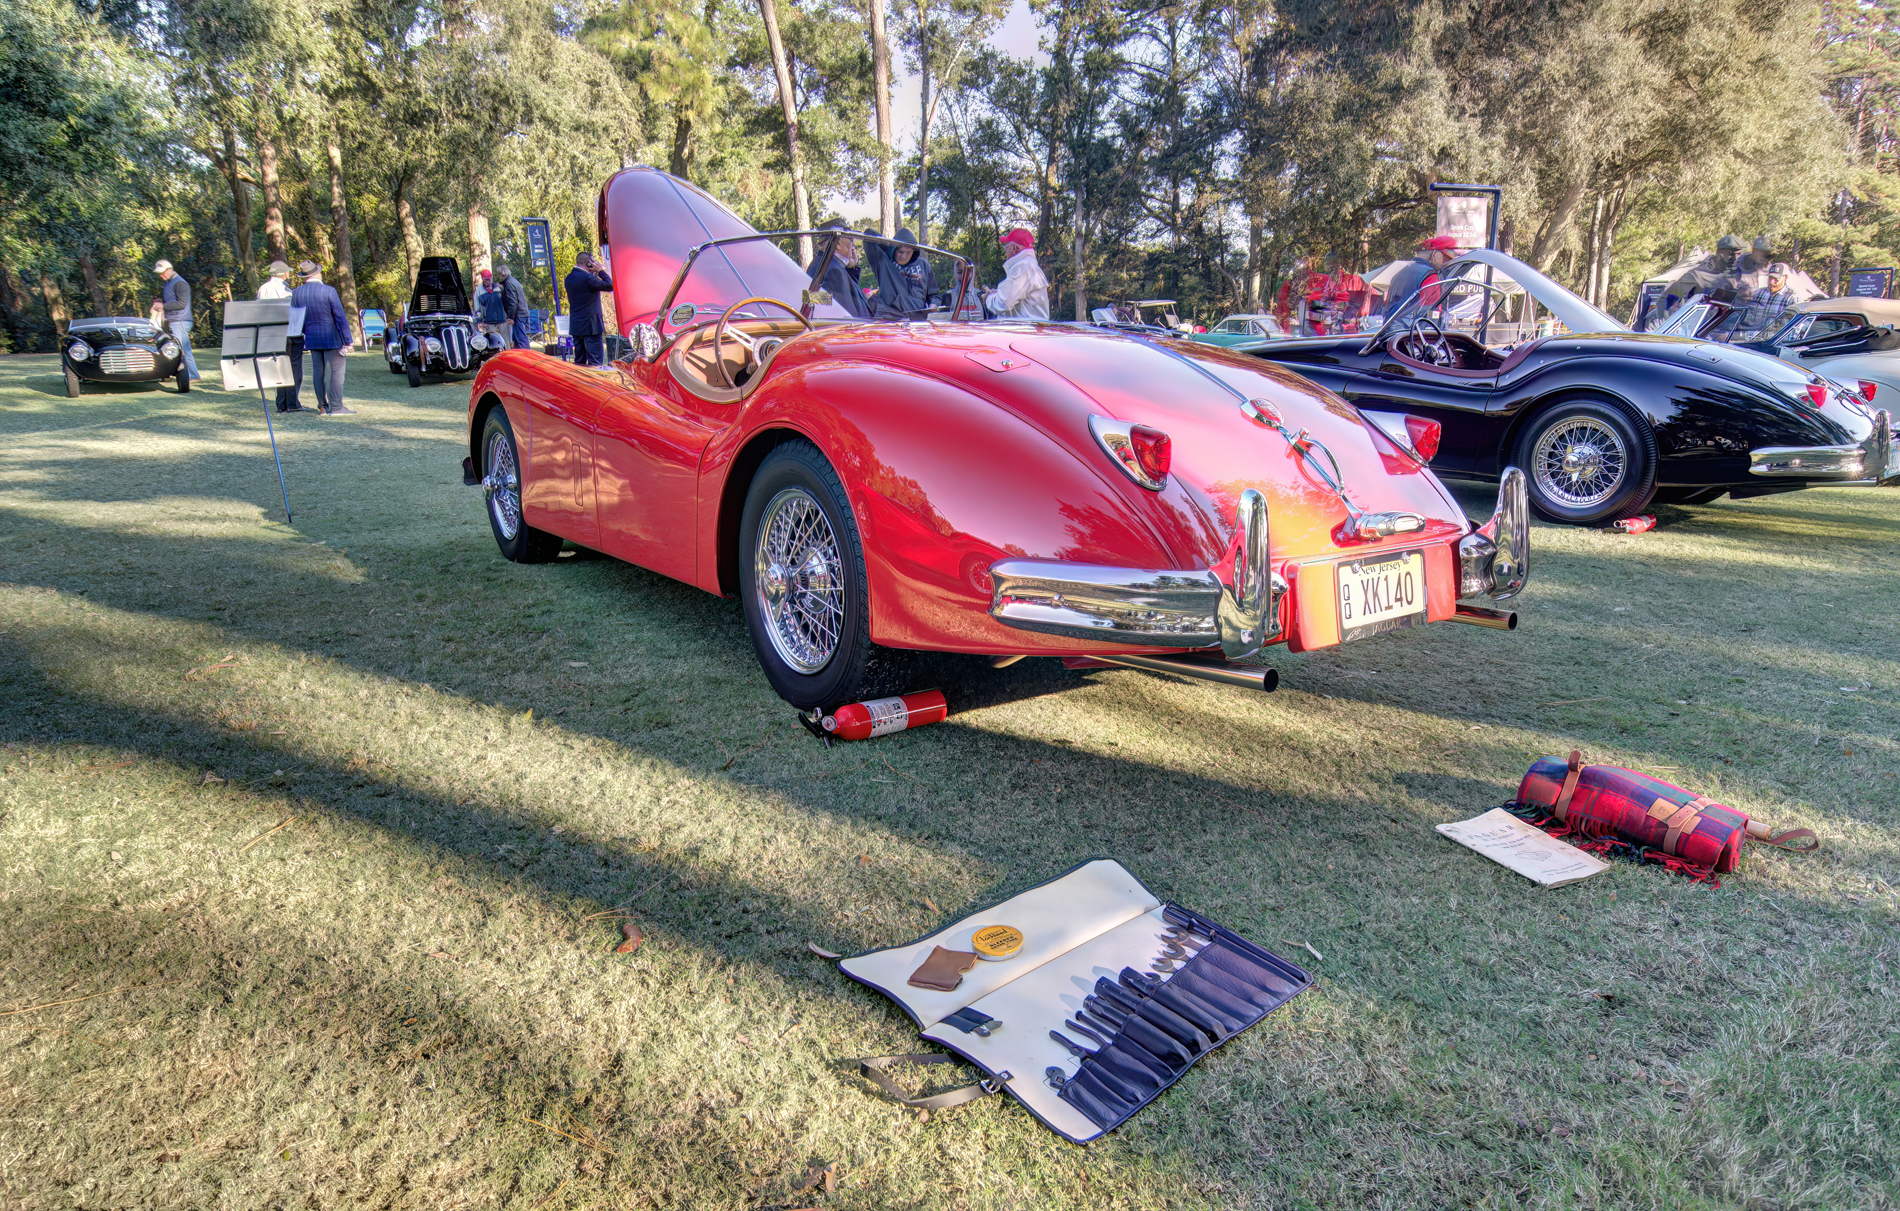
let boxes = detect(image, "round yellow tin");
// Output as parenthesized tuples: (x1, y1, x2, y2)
(971, 924, 1024, 961)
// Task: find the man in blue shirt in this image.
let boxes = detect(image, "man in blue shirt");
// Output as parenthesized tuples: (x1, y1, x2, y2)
(152, 260, 201, 380)
(291, 260, 356, 415)
(564, 252, 614, 366)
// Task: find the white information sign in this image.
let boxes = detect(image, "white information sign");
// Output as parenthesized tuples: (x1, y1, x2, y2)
(219, 299, 294, 391)
(1435, 807, 1611, 888)
(1436, 195, 1490, 251)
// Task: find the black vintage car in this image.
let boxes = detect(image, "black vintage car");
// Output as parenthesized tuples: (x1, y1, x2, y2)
(61, 317, 190, 397)
(385, 256, 503, 387)
(1236, 250, 1898, 524)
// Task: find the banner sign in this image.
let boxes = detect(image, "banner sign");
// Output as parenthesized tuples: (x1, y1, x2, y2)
(1847, 267, 1893, 299)
(523, 218, 553, 269)
(1633, 282, 1667, 331)
(1436, 196, 1490, 250)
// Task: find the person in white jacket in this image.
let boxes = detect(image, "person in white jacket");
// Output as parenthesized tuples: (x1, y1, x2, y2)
(985, 227, 1050, 320)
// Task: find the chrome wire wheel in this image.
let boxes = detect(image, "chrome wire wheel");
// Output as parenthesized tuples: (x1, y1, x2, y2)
(1532, 415, 1627, 508)
(484, 428, 522, 540)
(753, 487, 844, 674)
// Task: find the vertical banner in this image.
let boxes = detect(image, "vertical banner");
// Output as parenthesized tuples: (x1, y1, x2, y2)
(1633, 282, 1667, 331)
(1846, 267, 1893, 299)
(522, 217, 562, 316)
(1435, 196, 1490, 250)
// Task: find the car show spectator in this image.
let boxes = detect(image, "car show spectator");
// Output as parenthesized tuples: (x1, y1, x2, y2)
(808, 222, 871, 318)
(1384, 236, 1458, 317)
(1737, 263, 1798, 338)
(564, 252, 614, 366)
(291, 260, 355, 415)
(152, 260, 202, 380)
(865, 227, 939, 318)
(985, 227, 1050, 321)
(1666, 235, 1744, 310)
(475, 269, 510, 346)
(257, 260, 309, 412)
(494, 265, 530, 347)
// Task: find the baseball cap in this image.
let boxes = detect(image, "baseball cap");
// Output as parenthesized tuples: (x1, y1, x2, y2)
(1001, 227, 1035, 250)
(1418, 235, 1460, 251)
(153, 259, 173, 273)
(1767, 262, 1791, 277)
(480, 268, 493, 278)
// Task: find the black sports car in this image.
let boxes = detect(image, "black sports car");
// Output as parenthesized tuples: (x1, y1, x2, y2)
(1238, 250, 1898, 523)
(386, 256, 502, 387)
(61, 317, 189, 397)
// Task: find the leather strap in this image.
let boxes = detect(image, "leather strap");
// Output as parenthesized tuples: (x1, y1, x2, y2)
(856, 1054, 1008, 1111)
(1754, 827, 1820, 852)
(1552, 750, 1583, 822)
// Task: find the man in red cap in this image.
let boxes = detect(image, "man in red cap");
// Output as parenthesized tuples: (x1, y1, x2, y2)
(1383, 234, 1459, 316)
(985, 227, 1049, 320)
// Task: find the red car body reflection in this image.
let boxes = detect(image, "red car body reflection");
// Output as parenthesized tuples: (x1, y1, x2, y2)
(466, 167, 1528, 707)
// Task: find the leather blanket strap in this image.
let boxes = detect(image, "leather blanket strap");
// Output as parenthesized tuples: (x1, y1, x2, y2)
(855, 1054, 1005, 1111)
(1551, 750, 1583, 823)
(1754, 826, 1821, 852)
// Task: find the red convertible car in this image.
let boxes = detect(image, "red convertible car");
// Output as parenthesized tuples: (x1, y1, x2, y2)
(462, 167, 1530, 710)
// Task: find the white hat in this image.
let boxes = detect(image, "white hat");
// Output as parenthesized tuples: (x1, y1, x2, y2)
(154, 259, 173, 273)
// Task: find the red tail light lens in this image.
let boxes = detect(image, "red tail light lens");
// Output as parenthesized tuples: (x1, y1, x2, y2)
(1859, 380, 1878, 402)
(1129, 425, 1171, 482)
(1805, 382, 1827, 408)
(1404, 415, 1442, 463)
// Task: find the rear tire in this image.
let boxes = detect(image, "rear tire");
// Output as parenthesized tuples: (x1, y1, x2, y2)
(480, 408, 563, 564)
(1513, 397, 1657, 525)
(388, 353, 404, 374)
(738, 439, 915, 710)
(64, 364, 82, 398)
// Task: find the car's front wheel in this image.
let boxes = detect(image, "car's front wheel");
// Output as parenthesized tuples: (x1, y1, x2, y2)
(738, 439, 915, 710)
(175, 367, 190, 393)
(64, 364, 82, 398)
(480, 408, 563, 563)
(1513, 398, 1657, 525)
(406, 360, 423, 388)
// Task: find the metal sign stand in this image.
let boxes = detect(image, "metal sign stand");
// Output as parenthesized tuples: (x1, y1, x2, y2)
(219, 301, 296, 524)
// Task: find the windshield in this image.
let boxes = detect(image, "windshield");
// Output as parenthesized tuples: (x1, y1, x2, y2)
(1375, 248, 1623, 347)
(656, 230, 977, 333)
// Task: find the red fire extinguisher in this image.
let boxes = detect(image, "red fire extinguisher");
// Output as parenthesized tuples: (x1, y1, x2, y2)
(1612, 514, 1656, 534)
(820, 690, 948, 741)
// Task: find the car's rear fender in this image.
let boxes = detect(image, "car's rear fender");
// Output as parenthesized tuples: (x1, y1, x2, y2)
(701, 360, 1195, 654)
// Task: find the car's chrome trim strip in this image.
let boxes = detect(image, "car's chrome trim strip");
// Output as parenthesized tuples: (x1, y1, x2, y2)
(988, 560, 1223, 646)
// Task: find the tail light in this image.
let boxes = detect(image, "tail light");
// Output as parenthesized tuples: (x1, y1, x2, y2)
(1805, 382, 1827, 408)
(1088, 415, 1170, 489)
(1404, 415, 1442, 462)
(1859, 380, 1878, 402)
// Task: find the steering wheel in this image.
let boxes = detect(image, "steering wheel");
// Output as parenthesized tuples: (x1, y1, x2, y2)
(1399, 314, 1454, 366)
(711, 297, 813, 389)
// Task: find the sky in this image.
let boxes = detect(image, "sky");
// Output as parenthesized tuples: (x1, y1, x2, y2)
(825, 0, 1045, 221)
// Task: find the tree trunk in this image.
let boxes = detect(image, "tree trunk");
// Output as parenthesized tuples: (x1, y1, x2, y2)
(758, 0, 812, 265)
(395, 171, 422, 290)
(326, 123, 362, 344)
(0, 261, 35, 350)
(1247, 214, 1263, 310)
(78, 252, 109, 316)
(1529, 179, 1586, 272)
(868, 0, 895, 235)
(468, 185, 492, 275)
(670, 112, 693, 179)
(293, 148, 334, 265)
(1584, 193, 1603, 302)
(916, 2, 930, 245)
(215, 125, 256, 294)
(1073, 189, 1085, 320)
(257, 122, 287, 265)
(39, 270, 71, 335)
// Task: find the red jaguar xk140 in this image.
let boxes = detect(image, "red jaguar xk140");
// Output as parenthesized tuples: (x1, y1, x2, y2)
(462, 167, 1530, 710)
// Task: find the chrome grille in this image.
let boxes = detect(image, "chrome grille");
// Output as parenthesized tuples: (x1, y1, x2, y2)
(99, 347, 155, 375)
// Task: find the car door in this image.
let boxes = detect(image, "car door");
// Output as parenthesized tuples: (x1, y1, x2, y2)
(1337, 349, 1495, 474)
(587, 361, 723, 584)
(522, 364, 603, 549)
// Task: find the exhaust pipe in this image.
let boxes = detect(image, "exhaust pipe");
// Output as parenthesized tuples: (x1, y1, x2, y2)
(1453, 604, 1518, 630)
(1094, 653, 1279, 692)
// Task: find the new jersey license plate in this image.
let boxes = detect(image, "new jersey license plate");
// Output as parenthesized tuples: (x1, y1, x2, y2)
(1337, 550, 1426, 643)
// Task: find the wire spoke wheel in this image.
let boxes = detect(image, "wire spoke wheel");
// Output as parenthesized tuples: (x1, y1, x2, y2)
(754, 487, 844, 674)
(485, 428, 522, 540)
(1532, 415, 1627, 508)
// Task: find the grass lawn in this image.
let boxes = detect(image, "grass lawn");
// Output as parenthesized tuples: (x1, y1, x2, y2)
(0, 348, 1896, 1211)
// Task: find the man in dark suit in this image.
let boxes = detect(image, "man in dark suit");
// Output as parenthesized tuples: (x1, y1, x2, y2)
(291, 260, 356, 415)
(564, 252, 614, 366)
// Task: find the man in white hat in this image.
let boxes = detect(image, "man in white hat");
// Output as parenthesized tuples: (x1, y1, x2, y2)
(256, 261, 311, 412)
(152, 260, 201, 380)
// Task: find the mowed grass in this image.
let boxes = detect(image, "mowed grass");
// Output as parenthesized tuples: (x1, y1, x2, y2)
(0, 348, 1895, 1211)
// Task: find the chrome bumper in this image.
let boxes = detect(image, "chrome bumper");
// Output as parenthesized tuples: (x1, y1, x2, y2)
(988, 488, 1287, 659)
(1457, 466, 1529, 602)
(1749, 409, 1897, 483)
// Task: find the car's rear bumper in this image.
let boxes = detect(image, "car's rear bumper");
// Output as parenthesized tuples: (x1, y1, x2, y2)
(1749, 409, 1898, 483)
(989, 472, 1529, 657)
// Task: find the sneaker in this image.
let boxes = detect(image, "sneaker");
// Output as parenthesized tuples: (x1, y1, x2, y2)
(285, 405, 317, 413)
(324, 404, 357, 415)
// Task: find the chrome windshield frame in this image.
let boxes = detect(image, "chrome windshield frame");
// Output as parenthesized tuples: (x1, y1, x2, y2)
(1365, 248, 1625, 353)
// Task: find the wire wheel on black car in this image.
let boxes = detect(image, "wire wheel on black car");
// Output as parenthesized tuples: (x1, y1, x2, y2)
(1513, 398, 1656, 525)
(480, 408, 563, 563)
(739, 439, 915, 710)
(64, 364, 82, 398)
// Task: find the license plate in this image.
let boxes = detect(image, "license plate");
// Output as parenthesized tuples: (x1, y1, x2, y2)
(1337, 550, 1426, 642)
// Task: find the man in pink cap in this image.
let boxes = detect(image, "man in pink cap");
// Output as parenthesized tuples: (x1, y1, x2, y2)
(985, 227, 1049, 320)
(1383, 234, 1460, 315)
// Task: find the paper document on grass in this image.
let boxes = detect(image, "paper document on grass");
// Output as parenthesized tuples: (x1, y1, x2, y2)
(1436, 808, 1611, 887)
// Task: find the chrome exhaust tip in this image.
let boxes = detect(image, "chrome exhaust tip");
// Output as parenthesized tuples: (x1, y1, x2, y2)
(1094, 653, 1278, 692)
(1453, 604, 1518, 630)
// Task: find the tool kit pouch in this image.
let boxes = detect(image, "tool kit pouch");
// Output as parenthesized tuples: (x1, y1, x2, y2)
(840, 859, 1311, 1143)
(1519, 752, 1751, 871)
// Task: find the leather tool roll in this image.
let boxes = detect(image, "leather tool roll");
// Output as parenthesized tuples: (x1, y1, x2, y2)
(1097, 977, 1204, 1052)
